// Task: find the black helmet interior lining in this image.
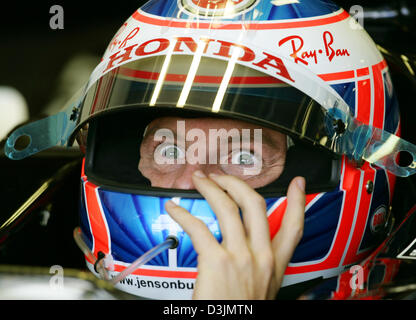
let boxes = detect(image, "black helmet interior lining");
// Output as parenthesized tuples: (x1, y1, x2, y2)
(83, 107, 341, 198)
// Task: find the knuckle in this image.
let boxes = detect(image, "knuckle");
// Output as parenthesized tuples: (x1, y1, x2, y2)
(188, 217, 210, 238)
(258, 249, 274, 273)
(195, 218, 211, 233)
(222, 201, 240, 215)
(253, 194, 267, 210)
(225, 175, 249, 191)
(216, 174, 235, 188)
(215, 248, 231, 265)
(236, 250, 254, 269)
(262, 249, 274, 265)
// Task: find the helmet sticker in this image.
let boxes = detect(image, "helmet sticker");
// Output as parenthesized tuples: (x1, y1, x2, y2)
(370, 205, 387, 234)
(278, 31, 351, 66)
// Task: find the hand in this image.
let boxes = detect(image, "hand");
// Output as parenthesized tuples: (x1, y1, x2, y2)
(165, 171, 305, 300)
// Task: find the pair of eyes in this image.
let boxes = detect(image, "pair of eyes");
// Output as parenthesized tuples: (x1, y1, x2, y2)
(158, 143, 259, 166)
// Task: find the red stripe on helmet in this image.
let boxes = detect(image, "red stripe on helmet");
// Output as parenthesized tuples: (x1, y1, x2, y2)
(371, 60, 388, 130)
(84, 181, 111, 258)
(356, 67, 370, 77)
(318, 70, 355, 82)
(356, 77, 371, 123)
(342, 162, 376, 266)
(90, 69, 118, 115)
(268, 193, 321, 239)
(118, 67, 284, 85)
(132, 9, 350, 30)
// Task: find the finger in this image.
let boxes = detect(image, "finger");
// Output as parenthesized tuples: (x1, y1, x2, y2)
(272, 177, 305, 285)
(208, 174, 271, 252)
(165, 200, 219, 255)
(191, 171, 247, 249)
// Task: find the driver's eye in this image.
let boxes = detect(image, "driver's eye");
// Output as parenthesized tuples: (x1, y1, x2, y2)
(159, 144, 185, 160)
(231, 150, 256, 165)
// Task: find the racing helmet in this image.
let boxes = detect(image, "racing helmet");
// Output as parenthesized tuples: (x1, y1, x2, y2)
(5, 0, 416, 299)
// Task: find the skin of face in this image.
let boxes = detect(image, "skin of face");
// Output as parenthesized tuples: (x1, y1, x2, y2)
(138, 116, 287, 190)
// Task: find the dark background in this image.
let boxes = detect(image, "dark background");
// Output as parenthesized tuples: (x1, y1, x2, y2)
(1, 0, 416, 119)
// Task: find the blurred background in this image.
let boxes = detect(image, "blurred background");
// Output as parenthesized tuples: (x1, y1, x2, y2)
(0, 1, 147, 137)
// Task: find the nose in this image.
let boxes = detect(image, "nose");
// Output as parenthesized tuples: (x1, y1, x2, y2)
(171, 164, 205, 190)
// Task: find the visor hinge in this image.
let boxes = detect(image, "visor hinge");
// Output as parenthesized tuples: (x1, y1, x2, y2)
(70, 107, 80, 121)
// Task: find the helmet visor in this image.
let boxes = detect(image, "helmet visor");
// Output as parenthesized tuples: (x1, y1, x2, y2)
(77, 52, 342, 195)
(5, 41, 416, 178)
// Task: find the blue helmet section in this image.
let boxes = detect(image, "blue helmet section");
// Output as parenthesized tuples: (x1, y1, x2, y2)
(80, 187, 227, 267)
(292, 188, 343, 262)
(79, 183, 349, 267)
(382, 73, 401, 135)
(330, 78, 400, 136)
(140, 0, 341, 22)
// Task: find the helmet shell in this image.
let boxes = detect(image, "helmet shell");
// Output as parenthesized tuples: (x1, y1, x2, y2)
(79, 0, 400, 298)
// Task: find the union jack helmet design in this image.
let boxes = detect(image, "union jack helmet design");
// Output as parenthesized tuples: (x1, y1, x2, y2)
(5, 0, 414, 300)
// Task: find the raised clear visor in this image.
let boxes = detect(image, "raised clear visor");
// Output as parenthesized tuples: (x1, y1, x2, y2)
(4, 87, 85, 160)
(362, 129, 416, 177)
(3, 45, 416, 177)
(324, 106, 416, 177)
